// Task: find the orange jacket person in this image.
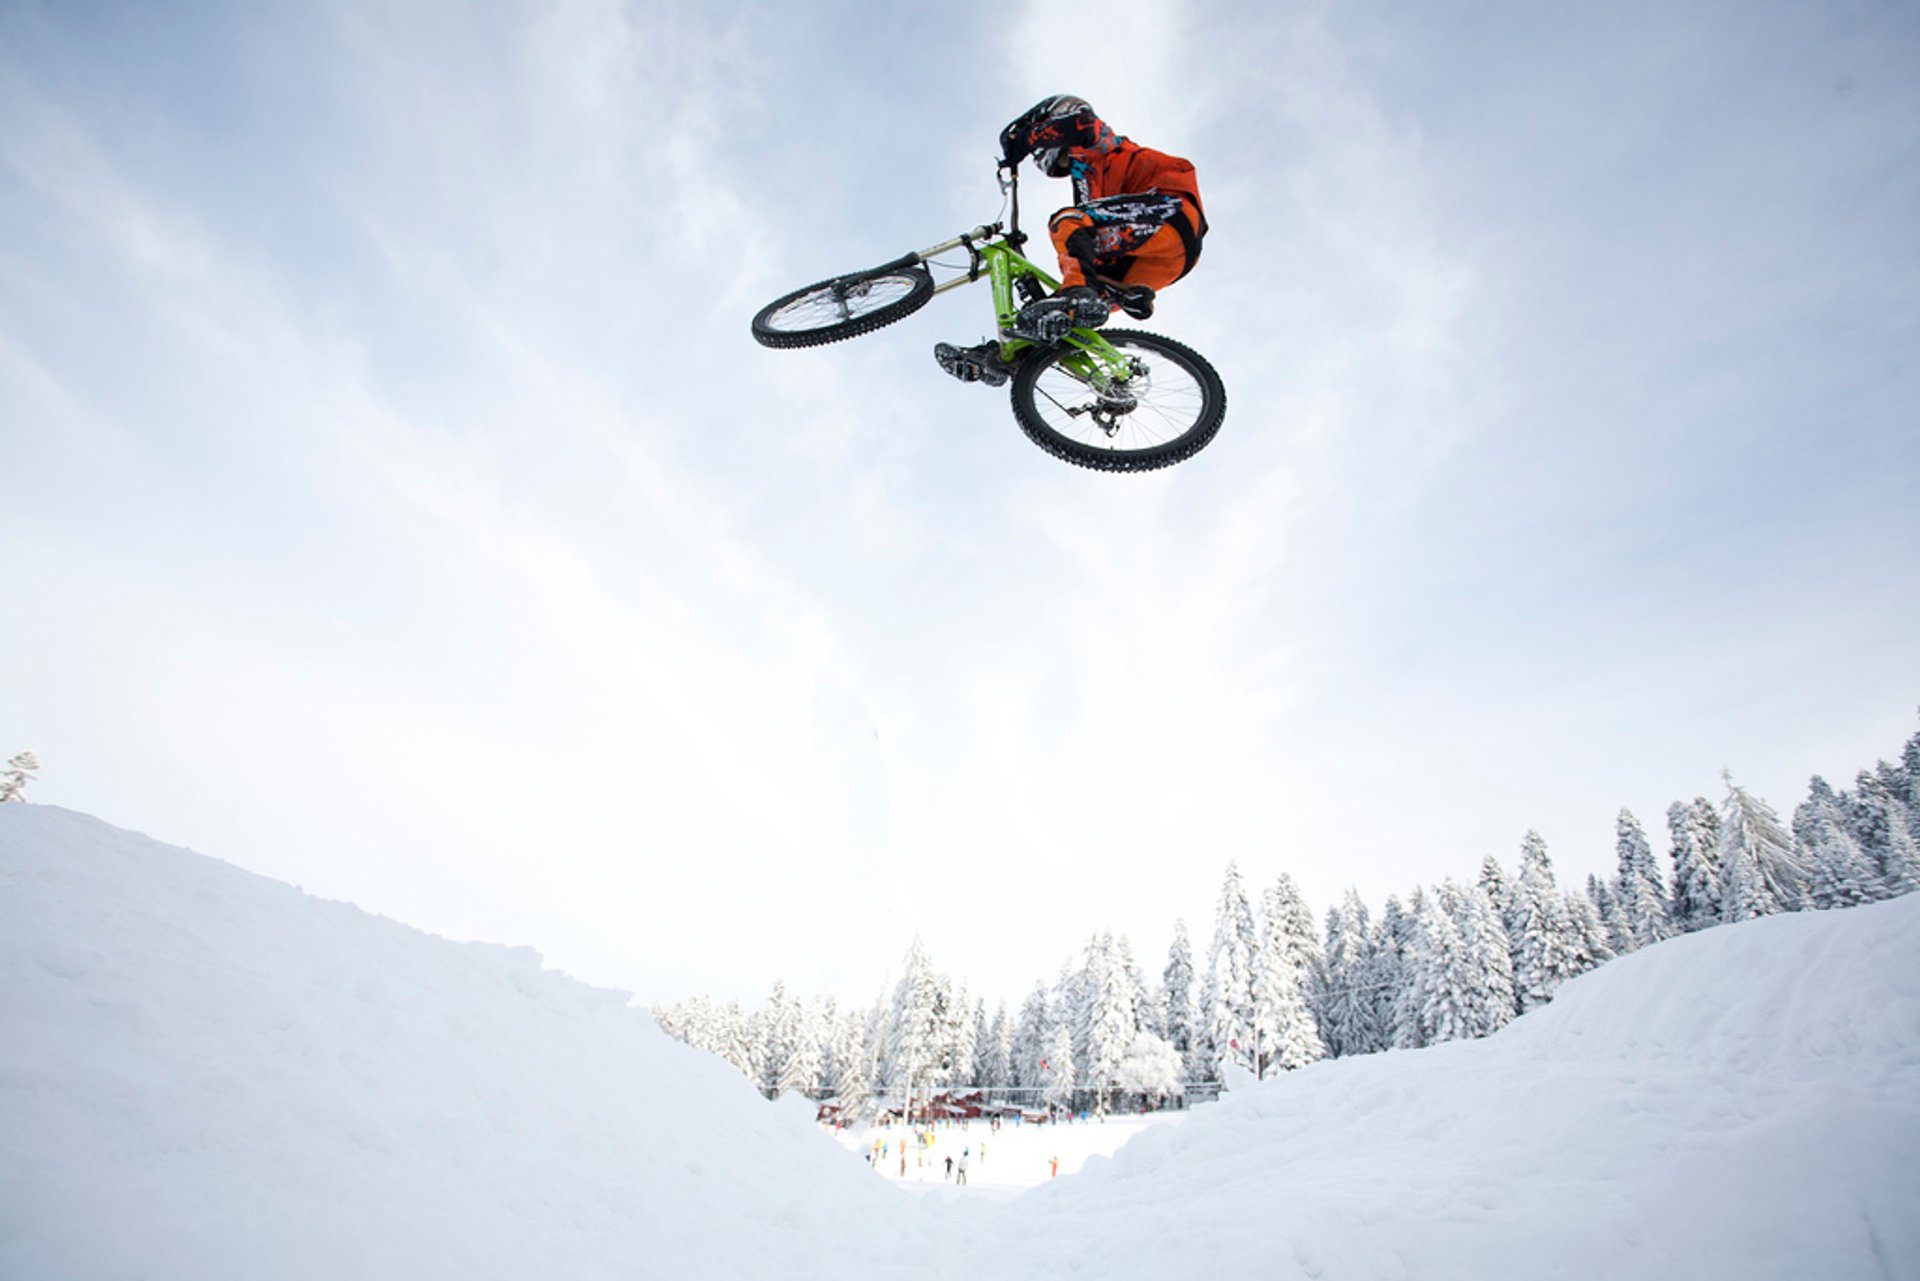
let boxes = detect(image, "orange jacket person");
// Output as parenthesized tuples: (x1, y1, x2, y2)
(937, 95, 1208, 386)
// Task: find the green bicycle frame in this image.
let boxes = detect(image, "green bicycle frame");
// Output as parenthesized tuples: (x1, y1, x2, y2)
(913, 224, 1133, 383)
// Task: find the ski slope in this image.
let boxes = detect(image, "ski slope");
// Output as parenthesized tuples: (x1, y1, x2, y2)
(4, 805, 1917, 1280)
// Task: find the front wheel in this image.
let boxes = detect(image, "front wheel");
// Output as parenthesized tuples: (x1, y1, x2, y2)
(751, 261, 934, 348)
(1009, 329, 1226, 472)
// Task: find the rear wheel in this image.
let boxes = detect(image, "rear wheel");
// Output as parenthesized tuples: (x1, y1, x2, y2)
(751, 263, 935, 348)
(1009, 329, 1226, 471)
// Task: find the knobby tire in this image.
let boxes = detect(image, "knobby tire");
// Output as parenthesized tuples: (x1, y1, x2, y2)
(1008, 329, 1226, 472)
(751, 263, 935, 348)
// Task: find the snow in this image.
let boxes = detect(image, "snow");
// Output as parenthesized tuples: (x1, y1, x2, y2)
(5, 804, 1919, 1280)
(832, 1110, 1187, 1197)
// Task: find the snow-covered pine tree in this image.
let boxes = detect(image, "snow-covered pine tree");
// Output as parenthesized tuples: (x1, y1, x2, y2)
(1116, 934, 1151, 1037)
(1718, 774, 1809, 920)
(720, 999, 762, 1083)
(1795, 776, 1881, 909)
(1371, 895, 1412, 1042)
(1193, 966, 1221, 1084)
(1587, 874, 1632, 956)
(1266, 950, 1327, 1071)
(1040, 1019, 1077, 1111)
(1253, 877, 1324, 1075)
(834, 1003, 878, 1119)
(1316, 890, 1382, 1058)
(1274, 874, 1329, 1049)
(1266, 957, 1327, 1071)
(943, 982, 978, 1089)
(1268, 874, 1324, 981)
(1413, 883, 1512, 1052)
(758, 981, 800, 1097)
(985, 1002, 1014, 1093)
(814, 996, 845, 1099)
(1451, 880, 1516, 1038)
(1478, 855, 1516, 930)
(860, 996, 890, 1103)
(1083, 933, 1139, 1112)
(0, 751, 38, 803)
(1489, 857, 1529, 1007)
(779, 996, 824, 1098)
(1563, 890, 1616, 978)
(1011, 982, 1050, 1090)
(1903, 716, 1920, 802)
(1615, 808, 1673, 948)
(1667, 798, 1724, 931)
(1874, 758, 1914, 815)
(1897, 717, 1920, 838)
(1392, 888, 1447, 1049)
(969, 1000, 995, 1090)
(1052, 952, 1093, 1090)
(1510, 832, 1581, 1011)
(649, 995, 703, 1053)
(882, 938, 948, 1109)
(1160, 920, 1197, 1080)
(1851, 770, 1920, 897)
(1202, 862, 1258, 1079)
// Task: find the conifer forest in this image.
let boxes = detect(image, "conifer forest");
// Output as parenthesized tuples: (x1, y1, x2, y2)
(655, 716, 1920, 1117)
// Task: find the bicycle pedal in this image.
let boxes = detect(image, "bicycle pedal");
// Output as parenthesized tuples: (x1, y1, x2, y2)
(1030, 313, 1075, 343)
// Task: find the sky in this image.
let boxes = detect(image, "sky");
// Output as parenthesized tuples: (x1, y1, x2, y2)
(2, 0, 1916, 1009)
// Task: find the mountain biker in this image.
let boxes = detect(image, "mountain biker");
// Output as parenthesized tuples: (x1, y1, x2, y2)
(936, 95, 1208, 387)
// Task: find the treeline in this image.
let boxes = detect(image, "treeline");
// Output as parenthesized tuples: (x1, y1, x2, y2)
(655, 718, 1920, 1115)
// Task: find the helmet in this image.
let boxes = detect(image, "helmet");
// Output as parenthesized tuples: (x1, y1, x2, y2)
(1005, 95, 1115, 178)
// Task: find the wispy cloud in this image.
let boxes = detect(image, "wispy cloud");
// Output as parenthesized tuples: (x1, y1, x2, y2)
(2, 0, 1914, 1006)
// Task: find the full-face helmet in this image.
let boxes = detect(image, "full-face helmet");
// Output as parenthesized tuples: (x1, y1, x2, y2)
(1003, 95, 1114, 178)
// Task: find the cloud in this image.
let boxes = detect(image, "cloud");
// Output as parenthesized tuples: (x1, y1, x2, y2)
(2, 0, 1915, 1009)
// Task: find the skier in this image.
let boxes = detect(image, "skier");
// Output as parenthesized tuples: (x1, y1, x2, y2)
(957, 1149, 970, 1185)
(937, 94, 1208, 386)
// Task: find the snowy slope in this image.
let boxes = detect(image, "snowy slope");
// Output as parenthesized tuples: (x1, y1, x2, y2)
(989, 903, 1920, 1279)
(4, 804, 1918, 1281)
(0, 806, 900, 1280)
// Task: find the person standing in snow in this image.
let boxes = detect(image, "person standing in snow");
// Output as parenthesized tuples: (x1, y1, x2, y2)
(957, 1150, 969, 1185)
(936, 95, 1208, 386)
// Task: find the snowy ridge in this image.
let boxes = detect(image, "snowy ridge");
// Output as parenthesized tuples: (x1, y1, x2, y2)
(1025, 900, 1920, 1278)
(4, 804, 1919, 1280)
(1498, 898, 1920, 1074)
(0, 806, 891, 1281)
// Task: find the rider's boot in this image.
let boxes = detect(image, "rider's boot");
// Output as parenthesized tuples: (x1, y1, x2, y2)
(1107, 283, 1155, 320)
(1011, 284, 1110, 343)
(934, 340, 1014, 387)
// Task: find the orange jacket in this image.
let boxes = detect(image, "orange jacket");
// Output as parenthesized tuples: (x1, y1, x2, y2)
(1075, 138, 1206, 230)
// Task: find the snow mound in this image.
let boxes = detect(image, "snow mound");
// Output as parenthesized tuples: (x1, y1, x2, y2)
(4, 803, 1918, 1281)
(1015, 895, 1920, 1280)
(0, 806, 890, 1280)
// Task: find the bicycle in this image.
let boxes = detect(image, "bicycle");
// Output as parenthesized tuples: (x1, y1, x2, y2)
(750, 163, 1226, 473)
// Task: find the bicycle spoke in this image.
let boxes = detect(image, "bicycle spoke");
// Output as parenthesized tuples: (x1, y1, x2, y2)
(756, 270, 927, 339)
(1023, 337, 1210, 455)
